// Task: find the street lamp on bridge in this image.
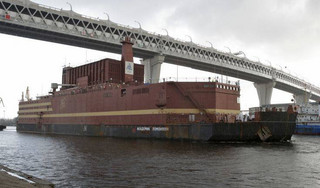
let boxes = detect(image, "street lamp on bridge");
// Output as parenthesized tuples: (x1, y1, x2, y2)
(224, 46, 231, 54)
(233, 51, 246, 58)
(252, 56, 261, 63)
(104, 12, 110, 21)
(265, 60, 272, 67)
(66, 2, 72, 11)
(284, 66, 291, 74)
(206, 41, 214, 48)
(134, 21, 142, 30)
(162, 28, 169, 36)
(185, 35, 192, 43)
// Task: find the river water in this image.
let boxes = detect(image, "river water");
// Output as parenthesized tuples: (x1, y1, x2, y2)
(0, 127, 319, 187)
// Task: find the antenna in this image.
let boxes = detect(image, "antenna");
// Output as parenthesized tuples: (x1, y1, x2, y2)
(25, 86, 30, 101)
(21, 92, 24, 102)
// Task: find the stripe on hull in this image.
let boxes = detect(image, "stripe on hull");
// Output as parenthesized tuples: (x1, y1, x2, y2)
(19, 108, 53, 113)
(19, 102, 52, 108)
(18, 108, 240, 118)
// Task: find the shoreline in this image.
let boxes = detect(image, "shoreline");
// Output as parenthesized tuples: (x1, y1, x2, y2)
(0, 164, 54, 188)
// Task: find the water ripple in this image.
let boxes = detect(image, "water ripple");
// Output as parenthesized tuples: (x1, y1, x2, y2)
(1, 127, 320, 187)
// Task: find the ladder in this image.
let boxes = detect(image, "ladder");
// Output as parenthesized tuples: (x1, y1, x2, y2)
(172, 82, 212, 122)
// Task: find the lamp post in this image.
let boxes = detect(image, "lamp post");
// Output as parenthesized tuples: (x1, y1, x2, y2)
(206, 41, 213, 48)
(265, 60, 272, 67)
(233, 51, 246, 58)
(186, 35, 192, 43)
(162, 28, 169, 36)
(224, 46, 231, 53)
(177, 65, 179, 82)
(66, 2, 72, 11)
(253, 56, 260, 63)
(284, 66, 291, 74)
(104, 12, 110, 21)
(134, 20, 142, 29)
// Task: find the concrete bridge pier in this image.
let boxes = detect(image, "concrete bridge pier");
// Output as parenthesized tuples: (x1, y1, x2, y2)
(294, 93, 312, 107)
(254, 81, 276, 106)
(141, 55, 165, 83)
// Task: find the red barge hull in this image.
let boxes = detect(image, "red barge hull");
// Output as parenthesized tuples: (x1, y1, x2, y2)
(17, 37, 297, 142)
(17, 81, 296, 142)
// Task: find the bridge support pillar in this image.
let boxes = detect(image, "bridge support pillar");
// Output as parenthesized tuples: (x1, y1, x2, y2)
(141, 55, 165, 83)
(254, 81, 276, 106)
(294, 93, 312, 107)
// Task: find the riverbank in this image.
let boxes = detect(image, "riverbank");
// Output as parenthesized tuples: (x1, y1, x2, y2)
(0, 164, 54, 188)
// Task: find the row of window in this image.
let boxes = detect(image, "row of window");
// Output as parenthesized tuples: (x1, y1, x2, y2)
(216, 85, 239, 91)
(133, 88, 150, 95)
(204, 84, 239, 91)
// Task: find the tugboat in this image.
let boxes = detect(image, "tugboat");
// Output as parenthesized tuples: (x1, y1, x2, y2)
(251, 102, 320, 135)
(17, 37, 297, 142)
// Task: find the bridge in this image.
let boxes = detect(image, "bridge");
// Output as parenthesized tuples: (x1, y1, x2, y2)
(0, 0, 319, 106)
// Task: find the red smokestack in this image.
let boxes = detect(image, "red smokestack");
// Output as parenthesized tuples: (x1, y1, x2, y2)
(121, 36, 134, 62)
(121, 37, 134, 83)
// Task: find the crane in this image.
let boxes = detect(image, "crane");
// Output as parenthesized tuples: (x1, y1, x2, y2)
(0, 97, 4, 107)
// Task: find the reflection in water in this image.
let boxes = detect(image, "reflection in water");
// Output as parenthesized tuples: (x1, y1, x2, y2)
(1, 127, 320, 187)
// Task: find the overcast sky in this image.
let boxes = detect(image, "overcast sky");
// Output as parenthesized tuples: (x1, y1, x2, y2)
(1, 0, 320, 118)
